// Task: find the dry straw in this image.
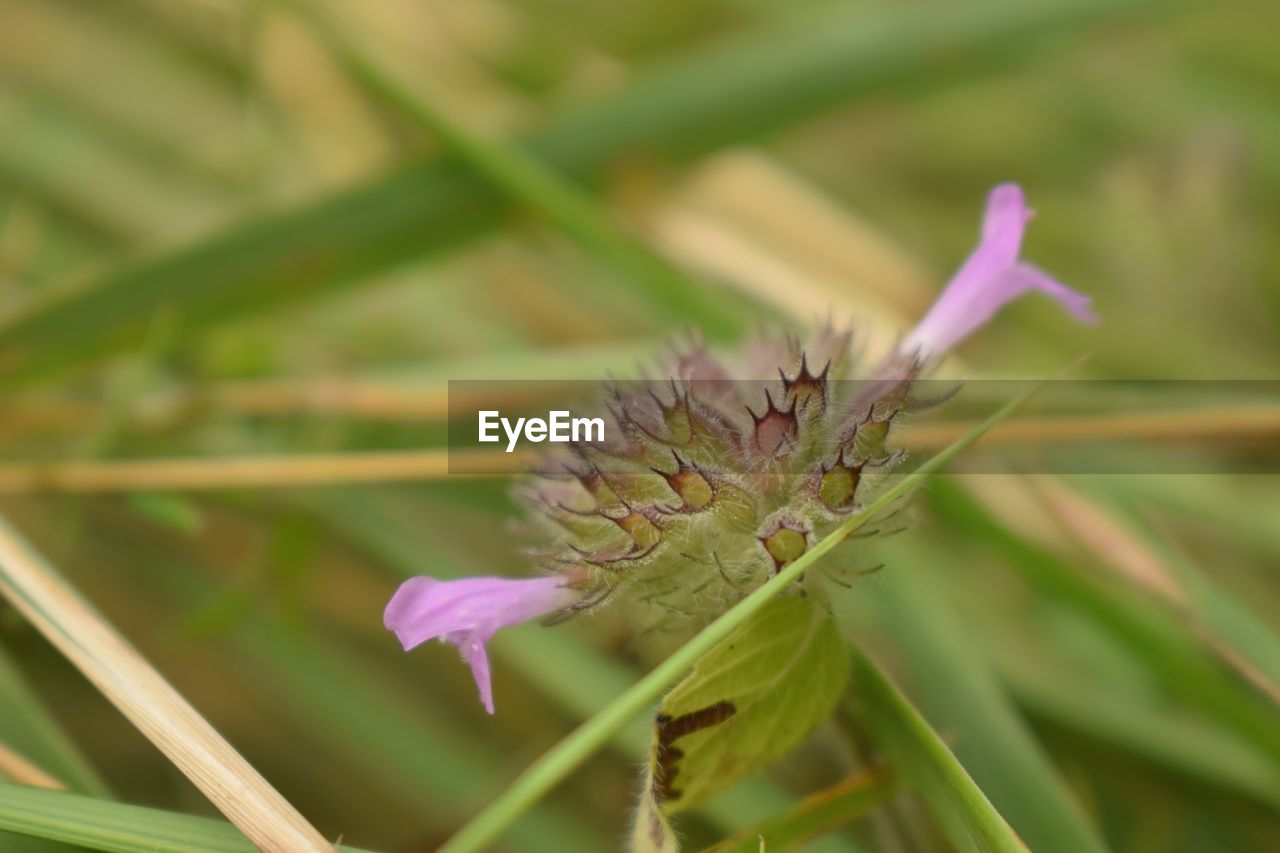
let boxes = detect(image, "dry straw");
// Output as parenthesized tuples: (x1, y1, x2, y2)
(0, 741, 65, 790)
(0, 406, 1273, 494)
(0, 516, 331, 852)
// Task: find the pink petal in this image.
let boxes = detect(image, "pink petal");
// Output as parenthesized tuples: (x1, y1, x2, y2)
(1010, 262, 1098, 325)
(980, 183, 1032, 256)
(456, 630, 495, 715)
(384, 577, 445, 650)
(384, 573, 575, 714)
(903, 183, 1095, 356)
(384, 575, 572, 650)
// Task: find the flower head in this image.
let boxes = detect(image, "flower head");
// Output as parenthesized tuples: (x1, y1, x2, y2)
(386, 184, 1099, 716)
(902, 183, 1097, 357)
(384, 574, 575, 713)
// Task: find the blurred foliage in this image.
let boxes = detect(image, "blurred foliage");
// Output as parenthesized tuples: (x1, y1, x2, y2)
(0, 0, 1278, 851)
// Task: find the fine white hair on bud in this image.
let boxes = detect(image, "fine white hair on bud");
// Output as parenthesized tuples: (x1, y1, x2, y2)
(518, 328, 928, 639)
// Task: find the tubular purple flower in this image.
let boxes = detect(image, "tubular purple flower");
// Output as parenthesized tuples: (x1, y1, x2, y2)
(902, 183, 1097, 357)
(384, 574, 576, 714)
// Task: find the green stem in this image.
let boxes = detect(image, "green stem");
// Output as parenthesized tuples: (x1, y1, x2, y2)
(849, 651, 1028, 853)
(439, 382, 1043, 852)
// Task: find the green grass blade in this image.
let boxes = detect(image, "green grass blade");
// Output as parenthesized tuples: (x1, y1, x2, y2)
(1096, 486, 1280, 705)
(999, 652, 1280, 811)
(0, 783, 253, 853)
(1025, 476, 1280, 708)
(0, 645, 109, 796)
(437, 382, 1040, 852)
(1094, 475, 1280, 558)
(0, 0, 1167, 385)
(0, 89, 230, 243)
(0, 783, 374, 853)
(1188, 573, 1280, 705)
(292, 1, 743, 340)
(926, 479, 1280, 765)
(864, 539, 1109, 853)
(850, 650, 1027, 853)
(0, 645, 108, 852)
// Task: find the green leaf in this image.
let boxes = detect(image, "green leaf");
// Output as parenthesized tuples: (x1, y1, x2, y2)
(644, 595, 849, 814)
(124, 492, 204, 535)
(630, 788, 679, 853)
(704, 770, 893, 853)
(851, 650, 1029, 853)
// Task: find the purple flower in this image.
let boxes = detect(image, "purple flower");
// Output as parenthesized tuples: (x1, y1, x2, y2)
(384, 574, 575, 714)
(903, 183, 1097, 357)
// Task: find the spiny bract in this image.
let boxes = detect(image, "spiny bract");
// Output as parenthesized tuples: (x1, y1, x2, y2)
(520, 329, 929, 639)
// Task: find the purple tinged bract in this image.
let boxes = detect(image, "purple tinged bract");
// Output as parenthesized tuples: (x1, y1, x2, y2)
(903, 183, 1097, 357)
(384, 574, 575, 714)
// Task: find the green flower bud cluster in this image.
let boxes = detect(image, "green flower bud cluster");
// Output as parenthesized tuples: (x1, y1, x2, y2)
(521, 330, 922, 639)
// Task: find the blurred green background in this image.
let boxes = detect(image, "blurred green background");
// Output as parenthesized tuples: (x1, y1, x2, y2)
(1, 0, 1278, 850)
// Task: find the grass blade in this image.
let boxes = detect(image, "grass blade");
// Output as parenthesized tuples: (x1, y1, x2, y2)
(0, 644, 108, 795)
(0, 516, 330, 851)
(927, 479, 1280, 766)
(862, 539, 1109, 852)
(0, 783, 375, 853)
(998, 652, 1280, 811)
(292, 0, 743, 339)
(0, 782, 254, 853)
(850, 651, 1028, 853)
(438, 382, 1041, 852)
(1044, 477, 1280, 706)
(0, 0, 1166, 384)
